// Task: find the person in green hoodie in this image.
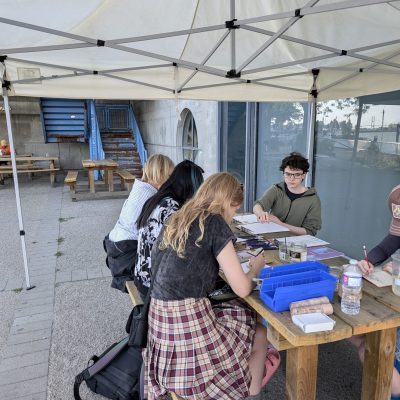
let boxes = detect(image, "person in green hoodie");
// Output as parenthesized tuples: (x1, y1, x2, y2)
(253, 152, 321, 236)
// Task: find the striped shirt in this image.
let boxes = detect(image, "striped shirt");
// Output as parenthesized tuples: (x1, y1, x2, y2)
(109, 180, 157, 242)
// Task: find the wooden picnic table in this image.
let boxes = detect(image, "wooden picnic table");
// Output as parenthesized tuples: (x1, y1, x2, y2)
(0, 155, 59, 186)
(82, 159, 119, 193)
(236, 225, 400, 400)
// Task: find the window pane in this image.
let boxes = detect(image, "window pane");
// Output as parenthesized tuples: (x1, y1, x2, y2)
(182, 111, 198, 161)
(314, 93, 400, 258)
(255, 103, 309, 198)
(220, 102, 247, 182)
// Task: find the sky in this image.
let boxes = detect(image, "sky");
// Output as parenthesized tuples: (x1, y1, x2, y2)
(320, 104, 400, 128)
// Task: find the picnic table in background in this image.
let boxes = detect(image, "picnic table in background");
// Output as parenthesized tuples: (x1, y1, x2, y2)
(0, 155, 59, 186)
(82, 159, 119, 193)
(232, 220, 400, 400)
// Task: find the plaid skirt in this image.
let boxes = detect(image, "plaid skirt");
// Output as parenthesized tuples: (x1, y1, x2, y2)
(144, 297, 256, 400)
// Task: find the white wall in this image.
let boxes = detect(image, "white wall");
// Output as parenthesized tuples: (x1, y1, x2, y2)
(131, 99, 219, 176)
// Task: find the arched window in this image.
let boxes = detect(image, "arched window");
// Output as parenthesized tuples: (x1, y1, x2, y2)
(181, 110, 199, 161)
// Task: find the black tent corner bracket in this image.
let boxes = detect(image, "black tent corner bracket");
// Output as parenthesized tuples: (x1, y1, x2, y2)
(225, 19, 239, 29)
(310, 89, 318, 99)
(226, 69, 241, 78)
(96, 39, 105, 47)
(2, 80, 11, 90)
(0, 55, 7, 63)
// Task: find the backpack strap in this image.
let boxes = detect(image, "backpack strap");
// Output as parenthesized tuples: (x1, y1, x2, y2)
(73, 370, 90, 400)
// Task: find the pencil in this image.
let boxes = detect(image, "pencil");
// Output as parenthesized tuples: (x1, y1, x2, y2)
(363, 245, 369, 264)
(254, 248, 264, 257)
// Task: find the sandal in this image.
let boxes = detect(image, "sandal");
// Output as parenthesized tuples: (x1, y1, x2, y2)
(261, 345, 281, 386)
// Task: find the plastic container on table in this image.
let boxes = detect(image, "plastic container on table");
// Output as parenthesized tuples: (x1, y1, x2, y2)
(259, 261, 329, 279)
(259, 269, 337, 312)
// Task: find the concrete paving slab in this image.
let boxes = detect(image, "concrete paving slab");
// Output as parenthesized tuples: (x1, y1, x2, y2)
(0, 362, 48, 386)
(0, 350, 49, 373)
(10, 319, 53, 335)
(13, 312, 53, 327)
(71, 269, 87, 281)
(0, 376, 48, 400)
(8, 328, 51, 345)
(4, 278, 24, 291)
(2, 338, 51, 359)
(15, 303, 54, 318)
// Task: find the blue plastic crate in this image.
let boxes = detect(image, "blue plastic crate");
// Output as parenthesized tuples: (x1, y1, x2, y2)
(259, 269, 337, 312)
(259, 261, 329, 279)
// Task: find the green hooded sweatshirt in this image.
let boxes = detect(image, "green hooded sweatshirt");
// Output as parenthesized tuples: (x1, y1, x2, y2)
(254, 182, 322, 236)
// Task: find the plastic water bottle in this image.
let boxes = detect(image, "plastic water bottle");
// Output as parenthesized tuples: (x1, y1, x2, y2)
(341, 259, 362, 315)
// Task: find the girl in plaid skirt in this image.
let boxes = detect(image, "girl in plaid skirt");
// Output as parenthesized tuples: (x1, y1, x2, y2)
(145, 172, 272, 400)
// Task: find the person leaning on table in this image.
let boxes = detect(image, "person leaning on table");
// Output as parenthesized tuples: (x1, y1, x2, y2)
(253, 152, 321, 236)
(103, 154, 174, 292)
(144, 173, 273, 400)
(354, 184, 400, 400)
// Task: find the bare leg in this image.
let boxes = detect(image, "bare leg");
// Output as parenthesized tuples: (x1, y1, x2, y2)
(248, 323, 268, 396)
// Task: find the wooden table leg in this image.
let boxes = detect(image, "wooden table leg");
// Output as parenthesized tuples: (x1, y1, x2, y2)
(361, 328, 396, 400)
(50, 160, 56, 187)
(286, 345, 318, 400)
(107, 170, 114, 192)
(88, 169, 95, 193)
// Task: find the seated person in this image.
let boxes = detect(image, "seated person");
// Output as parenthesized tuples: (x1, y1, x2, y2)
(253, 152, 321, 236)
(145, 172, 277, 400)
(0, 139, 11, 156)
(134, 159, 204, 298)
(355, 184, 400, 400)
(104, 154, 174, 292)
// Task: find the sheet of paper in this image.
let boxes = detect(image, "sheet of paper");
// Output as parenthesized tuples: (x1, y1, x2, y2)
(363, 268, 392, 288)
(233, 214, 258, 224)
(239, 222, 290, 234)
(275, 235, 329, 247)
(241, 261, 250, 273)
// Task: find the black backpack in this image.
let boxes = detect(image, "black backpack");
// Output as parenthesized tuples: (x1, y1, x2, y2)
(74, 336, 143, 400)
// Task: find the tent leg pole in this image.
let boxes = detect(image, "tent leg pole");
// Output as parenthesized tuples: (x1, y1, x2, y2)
(2, 90, 34, 290)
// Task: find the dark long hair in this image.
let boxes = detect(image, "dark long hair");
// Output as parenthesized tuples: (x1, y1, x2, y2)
(137, 160, 204, 229)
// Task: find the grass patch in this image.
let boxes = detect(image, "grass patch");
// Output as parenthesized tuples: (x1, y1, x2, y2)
(57, 237, 65, 244)
(55, 251, 64, 257)
(12, 288, 23, 293)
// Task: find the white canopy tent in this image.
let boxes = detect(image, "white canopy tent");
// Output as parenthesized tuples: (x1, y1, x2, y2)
(1, 0, 400, 287)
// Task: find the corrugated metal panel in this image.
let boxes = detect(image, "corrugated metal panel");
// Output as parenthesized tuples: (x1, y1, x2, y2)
(40, 98, 87, 143)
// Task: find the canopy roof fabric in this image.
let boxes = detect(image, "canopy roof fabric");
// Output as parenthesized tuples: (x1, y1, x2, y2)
(1, 0, 400, 101)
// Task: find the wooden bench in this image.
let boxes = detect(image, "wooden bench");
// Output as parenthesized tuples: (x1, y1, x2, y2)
(0, 166, 60, 185)
(125, 281, 183, 400)
(64, 170, 79, 199)
(115, 169, 135, 191)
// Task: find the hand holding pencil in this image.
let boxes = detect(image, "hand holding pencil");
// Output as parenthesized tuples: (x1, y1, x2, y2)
(357, 245, 374, 275)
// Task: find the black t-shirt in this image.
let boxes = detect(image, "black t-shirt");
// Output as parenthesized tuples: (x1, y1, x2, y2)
(284, 183, 305, 201)
(151, 213, 235, 301)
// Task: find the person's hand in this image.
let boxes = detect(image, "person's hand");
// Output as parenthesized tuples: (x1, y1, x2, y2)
(268, 214, 282, 225)
(383, 261, 393, 274)
(357, 259, 374, 275)
(249, 253, 265, 274)
(256, 211, 269, 223)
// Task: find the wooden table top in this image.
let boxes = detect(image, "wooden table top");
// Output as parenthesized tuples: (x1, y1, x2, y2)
(82, 159, 119, 169)
(0, 156, 58, 161)
(231, 216, 400, 347)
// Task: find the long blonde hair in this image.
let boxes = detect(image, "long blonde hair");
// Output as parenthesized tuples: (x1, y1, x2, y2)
(160, 172, 243, 257)
(141, 154, 174, 187)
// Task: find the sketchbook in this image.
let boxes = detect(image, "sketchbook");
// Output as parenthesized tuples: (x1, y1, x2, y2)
(233, 213, 258, 224)
(275, 235, 329, 248)
(307, 246, 344, 261)
(238, 222, 290, 235)
(363, 267, 392, 288)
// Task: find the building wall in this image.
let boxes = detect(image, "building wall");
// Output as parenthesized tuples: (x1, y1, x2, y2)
(0, 97, 89, 170)
(131, 100, 219, 176)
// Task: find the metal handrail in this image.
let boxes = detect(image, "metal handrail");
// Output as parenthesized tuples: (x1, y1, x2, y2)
(88, 100, 105, 180)
(128, 105, 147, 165)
